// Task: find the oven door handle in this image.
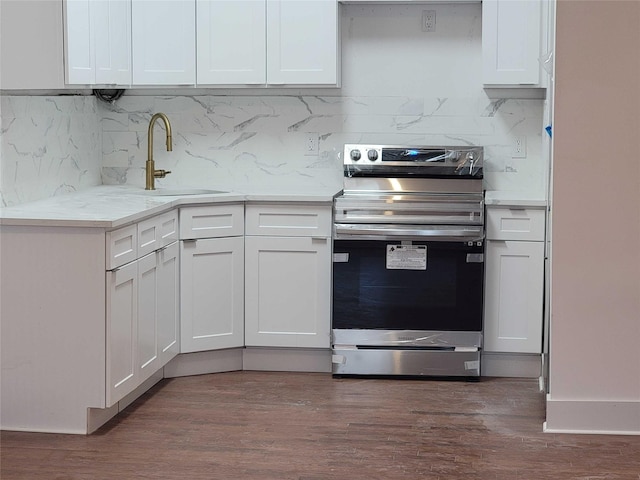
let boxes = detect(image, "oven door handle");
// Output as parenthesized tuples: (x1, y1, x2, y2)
(333, 224, 484, 242)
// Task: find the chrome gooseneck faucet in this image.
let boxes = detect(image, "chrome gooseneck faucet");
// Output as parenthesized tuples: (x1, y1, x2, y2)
(145, 112, 173, 190)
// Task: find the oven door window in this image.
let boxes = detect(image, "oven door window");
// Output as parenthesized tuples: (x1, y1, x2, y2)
(332, 240, 483, 332)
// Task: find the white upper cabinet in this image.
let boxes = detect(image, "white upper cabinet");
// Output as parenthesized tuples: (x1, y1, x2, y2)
(64, 0, 337, 87)
(482, 0, 543, 86)
(131, 0, 196, 85)
(196, 0, 266, 85)
(94, 0, 132, 85)
(65, 0, 131, 85)
(197, 0, 339, 86)
(266, 0, 339, 85)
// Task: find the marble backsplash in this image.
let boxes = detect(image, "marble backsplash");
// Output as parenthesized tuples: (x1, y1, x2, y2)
(0, 96, 102, 207)
(99, 94, 546, 195)
(0, 92, 546, 206)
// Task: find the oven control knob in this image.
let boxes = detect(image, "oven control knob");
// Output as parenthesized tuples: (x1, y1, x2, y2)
(350, 149, 362, 161)
(367, 150, 379, 161)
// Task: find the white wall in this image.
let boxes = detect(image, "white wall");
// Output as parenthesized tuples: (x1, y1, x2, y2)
(0, 3, 547, 205)
(546, 0, 640, 434)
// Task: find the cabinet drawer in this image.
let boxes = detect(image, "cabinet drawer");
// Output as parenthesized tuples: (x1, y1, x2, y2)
(106, 224, 137, 270)
(138, 210, 179, 258)
(245, 204, 332, 237)
(486, 207, 545, 241)
(180, 204, 244, 239)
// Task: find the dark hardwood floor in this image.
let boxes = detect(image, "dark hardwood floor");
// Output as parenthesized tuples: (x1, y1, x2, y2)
(2, 371, 639, 479)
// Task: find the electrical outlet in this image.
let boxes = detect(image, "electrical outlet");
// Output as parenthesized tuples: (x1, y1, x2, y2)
(422, 10, 436, 32)
(305, 133, 319, 156)
(512, 136, 526, 158)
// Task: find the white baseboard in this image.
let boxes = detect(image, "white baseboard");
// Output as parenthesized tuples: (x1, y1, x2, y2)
(243, 347, 332, 373)
(545, 395, 640, 435)
(481, 352, 542, 378)
(87, 370, 164, 434)
(163, 348, 244, 378)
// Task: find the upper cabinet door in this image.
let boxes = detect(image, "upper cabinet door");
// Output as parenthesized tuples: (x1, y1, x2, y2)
(131, 0, 196, 85)
(482, 0, 542, 86)
(65, 0, 131, 86)
(196, 0, 266, 85)
(266, 0, 339, 86)
(65, 0, 95, 84)
(93, 0, 132, 85)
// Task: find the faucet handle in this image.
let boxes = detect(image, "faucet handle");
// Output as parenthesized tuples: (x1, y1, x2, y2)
(154, 169, 172, 178)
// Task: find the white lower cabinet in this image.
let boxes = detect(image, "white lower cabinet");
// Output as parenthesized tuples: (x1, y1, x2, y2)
(179, 204, 245, 353)
(244, 204, 332, 348)
(180, 236, 244, 352)
(106, 241, 180, 407)
(484, 240, 544, 353)
(1, 200, 337, 434)
(106, 260, 138, 406)
(483, 207, 546, 354)
(105, 210, 179, 406)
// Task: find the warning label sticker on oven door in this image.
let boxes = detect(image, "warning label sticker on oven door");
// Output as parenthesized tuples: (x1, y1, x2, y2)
(386, 245, 427, 270)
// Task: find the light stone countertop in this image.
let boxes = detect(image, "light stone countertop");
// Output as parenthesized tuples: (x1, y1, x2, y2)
(0, 185, 341, 229)
(484, 191, 547, 208)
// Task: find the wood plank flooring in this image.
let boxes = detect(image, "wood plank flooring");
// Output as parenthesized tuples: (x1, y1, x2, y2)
(2, 372, 639, 479)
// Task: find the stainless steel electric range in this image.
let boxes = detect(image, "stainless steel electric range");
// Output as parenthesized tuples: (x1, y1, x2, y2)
(332, 144, 485, 378)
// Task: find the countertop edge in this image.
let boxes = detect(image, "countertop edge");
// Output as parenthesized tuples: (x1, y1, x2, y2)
(484, 191, 547, 208)
(0, 188, 340, 229)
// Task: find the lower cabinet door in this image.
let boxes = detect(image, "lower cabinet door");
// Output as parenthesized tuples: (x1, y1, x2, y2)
(157, 241, 180, 365)
(137, 252, 160, 384)
(244, 235, 331, 348)
(180, 236, 244, 352)
(106, 261, 138, 407)
(484, 240, 545, 353)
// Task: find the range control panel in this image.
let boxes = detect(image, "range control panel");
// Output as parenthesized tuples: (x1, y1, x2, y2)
(343, 144, 482, 167)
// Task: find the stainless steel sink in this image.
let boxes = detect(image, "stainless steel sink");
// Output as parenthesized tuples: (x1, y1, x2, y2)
(142, 188, 228, 196)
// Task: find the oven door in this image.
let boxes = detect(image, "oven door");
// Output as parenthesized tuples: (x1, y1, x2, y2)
(332, 238, 484, 333)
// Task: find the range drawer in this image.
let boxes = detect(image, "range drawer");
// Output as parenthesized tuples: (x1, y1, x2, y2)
(180, 204, 244, 239)
(245, 204, 332, 237)
(486, 207, 546, 241)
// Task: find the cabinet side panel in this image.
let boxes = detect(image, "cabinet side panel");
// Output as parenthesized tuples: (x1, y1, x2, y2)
(0, 0, 65, 89)
(0, 226, 105, 434)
